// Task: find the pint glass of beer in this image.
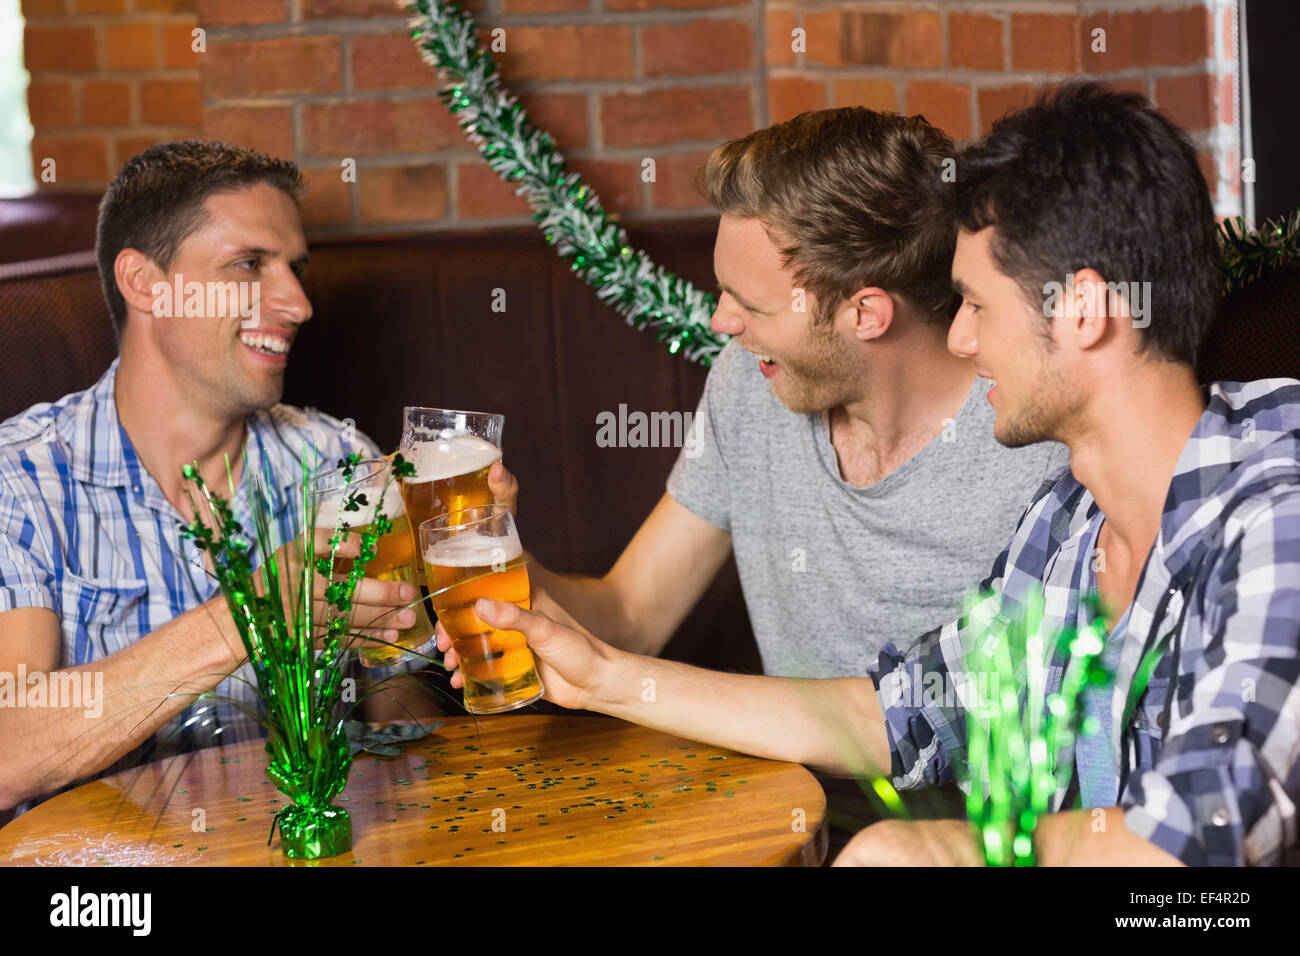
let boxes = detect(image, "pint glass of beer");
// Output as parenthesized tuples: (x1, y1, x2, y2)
(399, 408, 504, 584)
(310, 458, 437, 668)
(421, 504, 544, 714)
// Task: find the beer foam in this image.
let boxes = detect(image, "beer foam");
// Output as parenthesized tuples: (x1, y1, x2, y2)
(405, 433, 501, 483)
(314, 475, 405, 528)
(424, 531, 523, 568)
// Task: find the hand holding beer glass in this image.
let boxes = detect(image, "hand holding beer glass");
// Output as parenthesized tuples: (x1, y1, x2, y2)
(310, 457, 437, 668)
(421, 504, 544, 714)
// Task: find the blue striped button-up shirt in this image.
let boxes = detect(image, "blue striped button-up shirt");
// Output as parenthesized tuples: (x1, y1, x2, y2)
(0, 358, 379, 810)
(870, 379, 1300, 866)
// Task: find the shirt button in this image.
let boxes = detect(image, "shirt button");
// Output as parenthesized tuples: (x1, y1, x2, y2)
(1211, 807, 1231, 827)
(1156, 712, 1167, 729)
(1211, 724, 1231, 744)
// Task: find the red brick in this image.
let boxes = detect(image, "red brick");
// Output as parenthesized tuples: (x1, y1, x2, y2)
(135, 0, 195, 11)
(1155, 72, 1214, 133)
(457, 161, 531, 219)
(803, 10, 843, 67)
(605, 0, 746, 8)
(1221, 6, 1235, 61)
(642, 19, 754, 76)
(1010, 13, 1079, 73)
(104, 23, 156, 70)
(196, 0, 286, 23)
(602, 86, 753, 148)
(31, 135, 110, 185)
(516, 91, 589, 150)
(74, 0, 126, 12)
(21, 0, 68, 15)
(568, 157, 643, 212)
(905, 80, 970, 141)
(1081, 9, 1210, 74)
(832, 78, 897, 113)
(950, 12, 1003, 71)
(300, 166, 353, 229)
(141, 79, 201, 126)
(767, 75, 826, 124)
(27, 80, 76, 128)
(24, 26, 97, 72)
(766, 9, 797, 68)
(350, 34, 437, 92)
(162, 22, 202, 68)
(839, 11, 944, 69)
(203, 104, 294, 159)
(976, 83, 1036, 135)
(491, 26, 635, 83)
(501, 0, 585, 12)
(1196, 148, 1218, 192)
(302, 99, 466, 157)
(203, 37, 342, 98)
(646, 150, 711, 210)
(359, 164, 448, 224)
(306, 0, 483, 15)
(82, 80, 132, 128)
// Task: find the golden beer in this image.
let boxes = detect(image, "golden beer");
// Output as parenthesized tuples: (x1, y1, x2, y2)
(421, 507, 543, 714)
(399, 431, 503, 581)
(312, 460, 437, 668)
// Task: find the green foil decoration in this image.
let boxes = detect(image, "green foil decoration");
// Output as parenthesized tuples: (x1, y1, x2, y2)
(179, 451, 419, 859)
(961, 587, 1111, 867)
(1219, 207, 1300, 295)
(405, 0, 725, 365)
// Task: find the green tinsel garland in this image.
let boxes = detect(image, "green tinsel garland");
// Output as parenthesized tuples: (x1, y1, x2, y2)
(1219, 208, 1300, 296)
(405, 0, 724, 365)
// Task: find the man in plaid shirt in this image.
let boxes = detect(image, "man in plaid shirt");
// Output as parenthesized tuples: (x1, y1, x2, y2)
(447, 82, 1300, 865)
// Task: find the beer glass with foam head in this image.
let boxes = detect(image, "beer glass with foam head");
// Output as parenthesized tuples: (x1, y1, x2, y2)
(399, 408, 504, 583)
(310, 457, 437, 668)
(421, 504, 544, 714)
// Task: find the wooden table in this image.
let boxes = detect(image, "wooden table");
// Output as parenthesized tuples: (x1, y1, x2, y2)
(0, 714, 827, 866)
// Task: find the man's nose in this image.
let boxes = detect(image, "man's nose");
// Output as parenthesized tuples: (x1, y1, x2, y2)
(711, 293, 745, 337)
(947, 305, 977, 359)
(264, 269, 312, 327)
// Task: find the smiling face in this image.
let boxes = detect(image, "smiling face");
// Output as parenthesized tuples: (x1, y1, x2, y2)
(948, 226, 1081, 447)
(143, 182, 312, 418)
(710, 214, 867, 414)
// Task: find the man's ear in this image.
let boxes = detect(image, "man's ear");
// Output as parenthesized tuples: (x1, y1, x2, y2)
(1067, 267, 1120, 351)
(115, 248, 167, 320)
(847, 287, 895, 342)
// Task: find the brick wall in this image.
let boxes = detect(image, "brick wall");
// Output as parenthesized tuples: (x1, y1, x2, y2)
(22, 0, 1241, 226)
(767, 0, 1241, 216)
(21, 0, 202, 188)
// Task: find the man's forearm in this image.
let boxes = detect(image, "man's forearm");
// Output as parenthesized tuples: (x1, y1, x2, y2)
(586, 651, 892, 776)
(0, 598, 243, 810)
(525, 559, 653, 655)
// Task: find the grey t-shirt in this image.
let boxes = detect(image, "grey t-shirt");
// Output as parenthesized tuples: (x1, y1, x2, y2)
(667, 339, 1069, 678)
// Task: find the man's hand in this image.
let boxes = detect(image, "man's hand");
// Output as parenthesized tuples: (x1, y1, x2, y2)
(433, 586, 620, 710)
(488, 461, 518, 515)
(832, 819, 983, 866)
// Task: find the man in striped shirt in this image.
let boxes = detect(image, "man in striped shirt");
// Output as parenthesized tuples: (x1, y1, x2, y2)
(445, 83, 1300, 865)
(0, 142, 427, 816)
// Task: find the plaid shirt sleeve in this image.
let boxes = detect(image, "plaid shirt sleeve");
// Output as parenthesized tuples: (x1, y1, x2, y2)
(0, 469, 56, 614)
(1122, 491, 1300, 866)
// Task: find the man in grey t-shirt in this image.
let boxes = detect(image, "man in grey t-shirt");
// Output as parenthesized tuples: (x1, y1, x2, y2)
(667, 336, 1063, 678)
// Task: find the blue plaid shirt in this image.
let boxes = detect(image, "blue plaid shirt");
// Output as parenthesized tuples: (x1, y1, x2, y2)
(0, 358, 379, 811)
(870, 379, 1300, 866)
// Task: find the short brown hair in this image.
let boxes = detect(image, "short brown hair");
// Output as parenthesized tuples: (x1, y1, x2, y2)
(701, 108, 959, 326)
(96, 139, 304, 339)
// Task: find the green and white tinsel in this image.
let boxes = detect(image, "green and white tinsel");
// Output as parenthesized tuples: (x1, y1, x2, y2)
(405, 0, 725, 365)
